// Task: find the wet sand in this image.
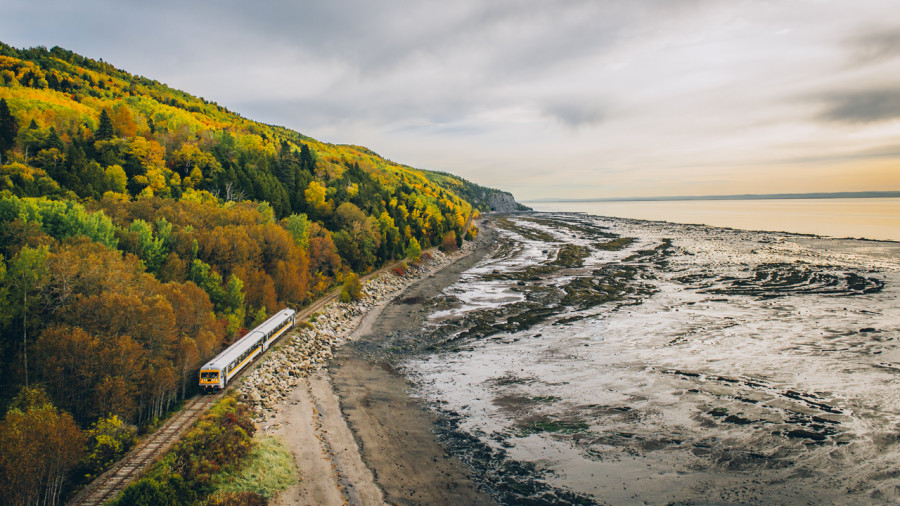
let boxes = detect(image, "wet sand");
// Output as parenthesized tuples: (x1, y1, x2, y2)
(328, 223, 497, 505)
(273, 221, 498, 505)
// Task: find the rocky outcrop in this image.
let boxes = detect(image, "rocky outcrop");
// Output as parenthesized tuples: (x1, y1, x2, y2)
(238, 242, 476, 421)
(486, 190, 529, 213)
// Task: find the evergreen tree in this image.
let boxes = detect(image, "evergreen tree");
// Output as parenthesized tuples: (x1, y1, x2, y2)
(299, 143, 315, 173)
(96, 109, 114, 141)
(46, 127, 63, 151)
(0, 98, 18, 157)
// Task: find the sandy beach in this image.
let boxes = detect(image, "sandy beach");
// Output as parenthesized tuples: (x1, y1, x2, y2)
(269, 221, 498, 505)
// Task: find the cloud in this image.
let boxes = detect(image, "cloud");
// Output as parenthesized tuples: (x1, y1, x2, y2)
(4, 0, 900, 200)
(847, 27, 900, 65)
(818, 88, 900, 123)
(542, 100, 605, 128)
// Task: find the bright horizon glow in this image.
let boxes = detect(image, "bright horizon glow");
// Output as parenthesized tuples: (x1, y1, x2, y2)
(3, 1, 900, 201)
(532, 198, 900, 242)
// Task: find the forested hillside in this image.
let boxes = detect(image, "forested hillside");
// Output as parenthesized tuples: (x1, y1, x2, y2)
(0, 42, 515, 503)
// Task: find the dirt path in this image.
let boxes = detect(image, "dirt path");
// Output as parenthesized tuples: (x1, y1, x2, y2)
(270, 370, 384, 505)
(328, 222, 498, 505)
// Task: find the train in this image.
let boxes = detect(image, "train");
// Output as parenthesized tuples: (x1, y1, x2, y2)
(199, 308, 296, 392)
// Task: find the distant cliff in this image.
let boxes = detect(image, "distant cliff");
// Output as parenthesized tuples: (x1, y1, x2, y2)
(421, 170, 530, 213)
(486, 189, 529, 213)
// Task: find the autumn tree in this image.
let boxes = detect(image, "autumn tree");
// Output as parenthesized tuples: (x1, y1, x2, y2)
(304, 181, 332, 219)
(32, 325, 102, 422)
(110, 104, 137, 138)
(440, 231, 458, 252)
(0, 386, 85, 505)
(174, 337, 200, 399)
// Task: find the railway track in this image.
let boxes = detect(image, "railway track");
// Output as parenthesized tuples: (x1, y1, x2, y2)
(69, 393, 222, 506)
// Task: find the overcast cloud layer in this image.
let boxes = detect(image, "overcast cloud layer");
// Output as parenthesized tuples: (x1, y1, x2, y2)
(4, 0, 900, 199)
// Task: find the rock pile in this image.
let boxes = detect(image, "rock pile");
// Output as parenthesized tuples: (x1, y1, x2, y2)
(238, 243, 475, 420)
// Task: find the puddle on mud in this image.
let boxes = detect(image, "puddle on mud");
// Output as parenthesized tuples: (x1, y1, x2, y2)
(401, 212, 900, 504)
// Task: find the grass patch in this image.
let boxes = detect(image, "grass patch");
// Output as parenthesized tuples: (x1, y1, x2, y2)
(517, 419, 589, 436)
(482, 265, 559, 281)
(595, 237, 634, 251)
(211, 436, 297, 499)
(550, 244, 592, 268)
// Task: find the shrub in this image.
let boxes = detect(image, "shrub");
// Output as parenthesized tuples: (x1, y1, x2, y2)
(171, 397, 255, 488)
(113, 396, 256, 504)
(81, 415, 137, 479)
(440, 231, 458, 252)
(391, 261, 408, 277)
(339, 273, 362, 302)
(112, 474, 198, 506)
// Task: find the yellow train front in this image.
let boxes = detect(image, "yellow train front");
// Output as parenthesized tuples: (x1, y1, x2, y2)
(199, 309, 295, 393)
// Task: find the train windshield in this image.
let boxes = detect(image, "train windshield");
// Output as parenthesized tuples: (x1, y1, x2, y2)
(200, 370, 219, 379)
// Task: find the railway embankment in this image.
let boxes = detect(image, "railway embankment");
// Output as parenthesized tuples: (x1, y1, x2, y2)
(237, 240, 476, 421)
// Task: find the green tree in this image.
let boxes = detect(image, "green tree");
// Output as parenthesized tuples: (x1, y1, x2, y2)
(7, 245, 50, 386)
(284, 213, 310, 250)
(105, 164, 128, 193)
(96, 109, 114, 141)
(189, 259, 226, 311)
(405, 237, 422, 262)
(224, 274, 246, 318)
(129, 219, 165, 272)
(0, 255, 9, 330)
(0, 98, 18, 159)
(299, 143, 315, 173)
(250, 306, 267, 327)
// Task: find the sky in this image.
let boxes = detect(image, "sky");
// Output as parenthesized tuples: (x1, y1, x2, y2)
(4, 0, 900, 200)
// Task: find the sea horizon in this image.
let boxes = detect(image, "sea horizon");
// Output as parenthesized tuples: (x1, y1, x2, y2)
(530, 196, 900, 242)
(525, 190, 900, 203)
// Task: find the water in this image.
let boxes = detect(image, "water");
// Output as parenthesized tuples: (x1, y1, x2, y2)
(400, 213, 900, 504)
(530, 198, 900, 242)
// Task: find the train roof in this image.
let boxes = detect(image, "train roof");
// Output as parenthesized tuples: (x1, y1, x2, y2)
(201, 308, 295, 370)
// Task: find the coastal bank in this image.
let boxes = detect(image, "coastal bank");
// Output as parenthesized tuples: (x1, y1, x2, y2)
(236, 219, 498, 504)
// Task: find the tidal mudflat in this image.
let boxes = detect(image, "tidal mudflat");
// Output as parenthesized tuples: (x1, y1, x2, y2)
(397, 213, 900, 504)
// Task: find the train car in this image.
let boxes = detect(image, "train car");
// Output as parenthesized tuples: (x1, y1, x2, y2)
(199, 308, 296, 392)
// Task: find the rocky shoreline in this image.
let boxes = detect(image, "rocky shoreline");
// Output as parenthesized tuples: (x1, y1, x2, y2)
(237, 240, 477, 421)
